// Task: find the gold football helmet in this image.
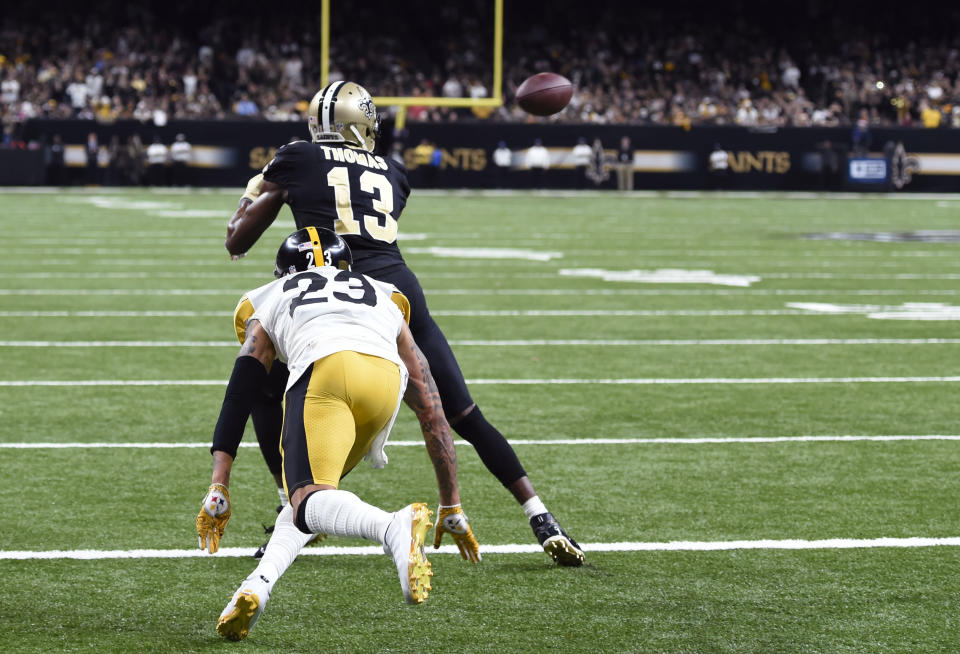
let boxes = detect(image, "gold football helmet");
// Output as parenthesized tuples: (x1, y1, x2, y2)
(307, 81, 379, 152)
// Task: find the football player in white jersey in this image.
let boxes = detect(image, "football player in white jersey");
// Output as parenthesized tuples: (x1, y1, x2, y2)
(197, 227, 480, 640)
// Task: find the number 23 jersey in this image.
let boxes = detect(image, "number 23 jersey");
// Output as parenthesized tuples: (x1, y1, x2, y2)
(262, 140, 411, 271)
(235, 266, 411, 392)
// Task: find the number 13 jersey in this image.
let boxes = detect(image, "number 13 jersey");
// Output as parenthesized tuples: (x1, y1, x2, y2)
(262, 140, 411, 271)
(234, 266, 411, 392)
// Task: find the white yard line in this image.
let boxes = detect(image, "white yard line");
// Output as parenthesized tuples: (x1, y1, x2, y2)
(0, 338, 958, 348)
(0, 288, 959, 297)
(1, 307, 954, 318)
(0, 311, 232, 317)
(3, 271, 960, 280)
(2, 376, 960, 387)
(0, 309, 814, 318)
(3, 537, 959, 560)
(1, 435, 958, 449)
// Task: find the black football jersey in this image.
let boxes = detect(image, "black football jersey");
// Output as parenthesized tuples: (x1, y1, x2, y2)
(262, 140, 411, 270)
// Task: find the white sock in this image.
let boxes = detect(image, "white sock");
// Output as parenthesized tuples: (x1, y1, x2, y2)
(251, 504, 313, 593)
(303, 489, 392, 544)
(277, 487, 289, 507)
(522, 496, 548, 519)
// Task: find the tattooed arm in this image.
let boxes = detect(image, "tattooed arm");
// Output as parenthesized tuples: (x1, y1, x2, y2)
(396, 321, 460, 506)
(238, 319, 277, 370)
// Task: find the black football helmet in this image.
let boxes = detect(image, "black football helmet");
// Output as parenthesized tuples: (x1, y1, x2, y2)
(274, 226, 353, 278)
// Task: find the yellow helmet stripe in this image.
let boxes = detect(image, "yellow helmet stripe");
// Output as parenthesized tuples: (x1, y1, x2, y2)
(305, 226, 325, 267)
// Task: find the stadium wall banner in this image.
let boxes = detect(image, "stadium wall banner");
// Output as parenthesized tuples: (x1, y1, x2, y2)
(12, 118, 960, 191)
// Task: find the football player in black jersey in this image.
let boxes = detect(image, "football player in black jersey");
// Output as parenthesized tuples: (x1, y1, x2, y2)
(226, 81, 584, 566)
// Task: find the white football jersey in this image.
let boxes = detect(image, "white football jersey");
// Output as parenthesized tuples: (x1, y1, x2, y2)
(235, 267, 410, 393)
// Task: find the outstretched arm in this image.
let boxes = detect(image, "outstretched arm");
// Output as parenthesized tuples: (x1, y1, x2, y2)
(225, 176, 287, 256)
(209, 319, 277, 462)
(397, 321, 481, 563)
(397, 321, 459, 506)
(198, 320, 278, 553)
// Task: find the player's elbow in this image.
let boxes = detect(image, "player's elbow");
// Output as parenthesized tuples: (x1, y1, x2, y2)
(225, 237, 243, 256)
(225, 230, 250, 256)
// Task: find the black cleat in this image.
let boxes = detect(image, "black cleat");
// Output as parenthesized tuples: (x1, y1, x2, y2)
(252, 506, 284, 559)
(530, 512, 585, 566)
(253, 505, 327, 558)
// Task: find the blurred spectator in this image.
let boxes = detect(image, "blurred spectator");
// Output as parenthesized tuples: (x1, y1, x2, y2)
(105, 135, 125, 186)
(45, 134, 65, 186)
(389, 141, 404, 165)
(234, 93, 259, 117)
(170, 133, 192, 185)
(616, 136, 633, 191)
(851, 109, 872, 155)
(818, 140, 842, 191)
(146, 136, 169, 186)
(708, 143, 729, 189)
(85, 132, 100, 185)
(571, 137, 592, 188)
(0, 1, 958, 131)
(920, 100, 942, 128)
(492, 140, 512, 188)
(1, 70, 20, 105)
(735, 99, 759, 126)
(525, 138, 550, 188)
(127, 134, 146, 186)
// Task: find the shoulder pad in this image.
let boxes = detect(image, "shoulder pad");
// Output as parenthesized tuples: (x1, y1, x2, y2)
(233, 296, 255, 344)
(390, 290, 411, 324)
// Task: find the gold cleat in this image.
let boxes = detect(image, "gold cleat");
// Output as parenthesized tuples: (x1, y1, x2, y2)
(407, 503, 435, 603)
(385, 502, 434, 604)
(217, 590, 262, 641)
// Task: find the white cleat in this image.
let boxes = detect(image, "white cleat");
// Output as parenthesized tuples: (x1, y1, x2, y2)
(383, 502, 434, 604)
(217, 574, 271, 641)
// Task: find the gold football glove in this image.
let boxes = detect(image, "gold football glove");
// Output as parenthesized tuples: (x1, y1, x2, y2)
(196, 483, 231, 554)
(433, 504, 481, 563)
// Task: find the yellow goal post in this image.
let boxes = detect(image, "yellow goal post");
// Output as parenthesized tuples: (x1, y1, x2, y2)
(319, 0, 504, 129)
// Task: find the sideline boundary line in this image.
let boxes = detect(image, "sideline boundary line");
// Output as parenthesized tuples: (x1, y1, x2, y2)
(4, 537, 960, 559)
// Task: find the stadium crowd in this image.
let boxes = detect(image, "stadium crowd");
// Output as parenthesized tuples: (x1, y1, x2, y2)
(2, 0, 959, 144)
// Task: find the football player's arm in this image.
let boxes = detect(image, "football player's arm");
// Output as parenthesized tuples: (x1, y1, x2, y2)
(225, 178, 287, 257)
(397, 322, 481, 562)
(225, 174, 263, 259)
(198, 320, 277, 553)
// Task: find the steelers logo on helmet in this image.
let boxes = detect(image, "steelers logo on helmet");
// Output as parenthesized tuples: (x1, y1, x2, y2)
(307, 81, 379, 152)
(274, 227, 353, 278)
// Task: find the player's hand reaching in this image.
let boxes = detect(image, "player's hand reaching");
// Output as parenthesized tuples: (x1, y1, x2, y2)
(433, 504, 481, 563)
(196, 483, 232, 554)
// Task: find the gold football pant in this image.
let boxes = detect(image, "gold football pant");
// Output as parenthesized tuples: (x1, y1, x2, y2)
(281, 351, 402, 498)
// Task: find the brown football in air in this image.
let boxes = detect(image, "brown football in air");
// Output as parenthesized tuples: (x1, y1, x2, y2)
(516, 73, 573, 116)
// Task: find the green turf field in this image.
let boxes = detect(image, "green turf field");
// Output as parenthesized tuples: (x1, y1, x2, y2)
(1, 188, 958, 653)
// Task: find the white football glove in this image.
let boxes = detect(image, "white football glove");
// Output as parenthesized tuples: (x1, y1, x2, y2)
(196, 483, 231, 554)
(433, 504, 481, 563)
